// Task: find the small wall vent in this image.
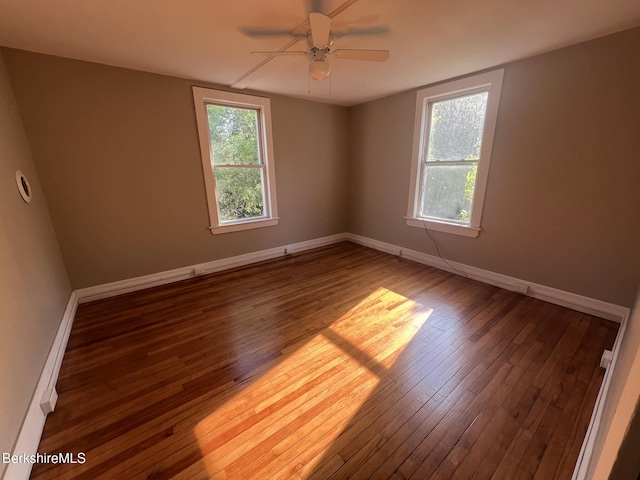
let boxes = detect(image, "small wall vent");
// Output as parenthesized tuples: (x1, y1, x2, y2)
(16, 170, 32, 203)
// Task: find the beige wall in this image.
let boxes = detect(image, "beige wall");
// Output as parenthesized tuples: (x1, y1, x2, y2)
(2, 50, 349, 288)
(4, 31, 637, 304)
(348, 28, 640, 307)
(0, 52, 71, 475)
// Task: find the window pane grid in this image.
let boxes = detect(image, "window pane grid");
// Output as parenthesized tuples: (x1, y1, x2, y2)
(206, 102, 266, 223)
(418, 90, 488, 225)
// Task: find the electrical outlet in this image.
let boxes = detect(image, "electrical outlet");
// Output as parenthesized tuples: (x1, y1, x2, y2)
(40, 388, 58, 415)
(600, 349, 613, 369)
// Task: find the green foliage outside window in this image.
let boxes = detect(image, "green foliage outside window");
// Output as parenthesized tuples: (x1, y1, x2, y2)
(458, 164, 477, 222)
(207, 104, 265, 221)
(214, 168, 264, 222)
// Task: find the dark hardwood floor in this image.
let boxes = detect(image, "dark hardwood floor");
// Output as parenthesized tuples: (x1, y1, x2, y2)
(30, 242, 618, 479)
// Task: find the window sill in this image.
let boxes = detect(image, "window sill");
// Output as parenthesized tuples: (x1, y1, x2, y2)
(210, 217, 279, 235)
(405, 217, 480, 238)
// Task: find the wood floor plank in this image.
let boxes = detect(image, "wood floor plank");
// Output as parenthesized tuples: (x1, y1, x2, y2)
(30, 242, 618, 480)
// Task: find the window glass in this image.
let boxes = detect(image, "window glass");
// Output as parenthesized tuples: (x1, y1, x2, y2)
(426, 92, 488, 162)
(214, 167, 265, 222)
(420, 91, 488, 223)
(421, 162, 476, 222)
(207, 105, 260, 166)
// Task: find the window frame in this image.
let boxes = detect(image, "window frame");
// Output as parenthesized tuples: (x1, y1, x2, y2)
(406, 69, 504, 238)
(192, 87, 279, 234)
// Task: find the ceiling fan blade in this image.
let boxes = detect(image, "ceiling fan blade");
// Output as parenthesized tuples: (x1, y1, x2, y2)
(251, 50, 308, 56)
(333, 49, 390, 62)
(332, 15, 380, 29)
(240, 27, 307, 38)
(309, 12, 331, 48)
(332, 26, 390, 39)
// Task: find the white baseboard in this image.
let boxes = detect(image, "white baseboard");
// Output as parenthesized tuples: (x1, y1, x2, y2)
(345, 233, 629, 323)
(75, 231, 629, 322)
(571, 308, 630, 479)
(75, 233, 348, 303)
(4, 292, 78, 480)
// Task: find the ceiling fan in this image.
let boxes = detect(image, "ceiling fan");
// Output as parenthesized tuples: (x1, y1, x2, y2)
(249, 12, 390, 81)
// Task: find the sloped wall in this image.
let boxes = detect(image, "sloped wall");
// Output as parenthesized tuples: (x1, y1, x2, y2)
(0, 51, 70, 477)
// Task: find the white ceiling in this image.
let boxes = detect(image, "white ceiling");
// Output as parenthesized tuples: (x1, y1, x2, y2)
(0, 0, 639, 106)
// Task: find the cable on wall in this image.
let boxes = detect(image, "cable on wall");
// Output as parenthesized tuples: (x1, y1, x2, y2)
(422, 221, 469, 278)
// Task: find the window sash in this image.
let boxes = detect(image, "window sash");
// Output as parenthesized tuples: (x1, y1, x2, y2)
(193, 87, 278, 234)
(405, 69, 504, 238)
(214, 164, 265, 169)
(213, 164, 268, 223)
(417, 91, 488, 224)
(206, 103, 263, 166)
(423, 160, 478, 166)
(418, 161, 478, 223)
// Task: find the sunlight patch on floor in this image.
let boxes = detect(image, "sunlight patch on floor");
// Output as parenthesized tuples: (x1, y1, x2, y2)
(190, 287, 433, 479)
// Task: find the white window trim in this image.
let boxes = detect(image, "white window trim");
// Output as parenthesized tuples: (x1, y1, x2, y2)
(192, 87, 279, 234)
(406, 69, 504, 238)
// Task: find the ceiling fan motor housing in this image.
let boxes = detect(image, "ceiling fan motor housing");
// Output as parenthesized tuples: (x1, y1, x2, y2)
(249, 13, 389, 82)
(308, 31, 333, 80)
(308, 32, 334, 52)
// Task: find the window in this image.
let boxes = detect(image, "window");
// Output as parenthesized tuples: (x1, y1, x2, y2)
(406, 69, 503, 237)
(193, 87, 278, 234)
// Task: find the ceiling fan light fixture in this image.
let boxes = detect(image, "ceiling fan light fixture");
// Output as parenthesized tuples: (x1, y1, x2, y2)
(247, 11, 389, 84)
(309, 58, 331, 80)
